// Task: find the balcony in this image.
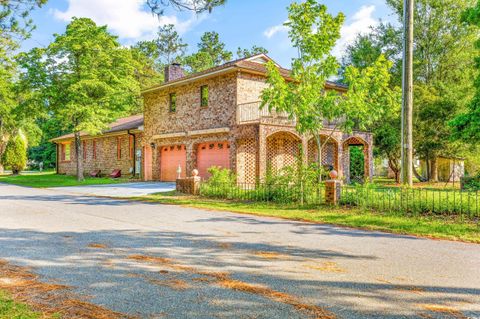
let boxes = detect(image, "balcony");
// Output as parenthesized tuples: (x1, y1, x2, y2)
(236, 101, 341, 129)
(236, 101, 295, 126)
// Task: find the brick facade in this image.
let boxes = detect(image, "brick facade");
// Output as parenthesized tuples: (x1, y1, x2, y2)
(56, 133, 143, 177)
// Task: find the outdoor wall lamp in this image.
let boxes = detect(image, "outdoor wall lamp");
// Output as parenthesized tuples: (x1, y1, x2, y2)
(150, 142, 156, 149)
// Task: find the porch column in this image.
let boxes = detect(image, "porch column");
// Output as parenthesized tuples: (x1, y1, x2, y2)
(185, 141, 195, 177)
(301, 136, 309, 165)
(343, 142, 350, 184)
(258, 126, 267, 181)
(337, 142, 343, 179)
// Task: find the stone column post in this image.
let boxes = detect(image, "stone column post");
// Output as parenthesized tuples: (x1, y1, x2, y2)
(258, 126, 267, 181)
(325, 180, 342, 205)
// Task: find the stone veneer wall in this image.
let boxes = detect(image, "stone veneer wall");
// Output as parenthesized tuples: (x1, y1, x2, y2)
(57, 133, 143, 176)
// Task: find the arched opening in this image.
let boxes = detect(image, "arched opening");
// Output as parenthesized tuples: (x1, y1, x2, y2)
(343, 137, 369, 184)
(308, 135, 339, 179)
(266, 131, 302, 176)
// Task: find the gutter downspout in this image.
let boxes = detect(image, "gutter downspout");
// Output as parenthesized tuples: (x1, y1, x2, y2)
(127, 130, 136, 176)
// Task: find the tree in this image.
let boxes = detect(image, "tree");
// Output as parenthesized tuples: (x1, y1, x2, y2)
(451, 0, 480, 143)
(236, 45, 268, 59)
(25, 18, 140, 181)
(146, 0, 226, 15)
(0, 0, 45, 173)
(155, 24, 188, 64)
(261, 0, 398, 183)
(182, 51, 214, 73)
(2, 133, 27, 175)
(197, 31, 232, 65)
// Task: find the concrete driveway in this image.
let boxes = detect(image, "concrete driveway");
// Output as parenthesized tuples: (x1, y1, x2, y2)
(0, 183, 479, 319)
(50, 182, 175, 197)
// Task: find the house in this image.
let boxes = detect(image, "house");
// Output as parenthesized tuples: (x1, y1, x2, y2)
(51, 115, 144, 177)
(52, 54, 374, 183)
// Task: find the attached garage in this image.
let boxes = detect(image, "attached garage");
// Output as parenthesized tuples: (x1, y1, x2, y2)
(197, 142, 230, 178)
(160, 145, 186, 181)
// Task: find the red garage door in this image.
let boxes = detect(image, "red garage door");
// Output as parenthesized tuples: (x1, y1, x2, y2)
(197, 142, 230, 179)
(160, 145, 186, 182)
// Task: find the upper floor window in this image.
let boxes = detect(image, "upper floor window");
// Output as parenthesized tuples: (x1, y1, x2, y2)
(200, 85, 208, 107)
(169, 93, 176, 112)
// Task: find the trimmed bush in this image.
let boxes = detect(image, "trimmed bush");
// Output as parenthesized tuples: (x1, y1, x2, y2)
(2, 134, 27, 175)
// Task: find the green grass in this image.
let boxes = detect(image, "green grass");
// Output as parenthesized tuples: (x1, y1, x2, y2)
(0, 290, 54, 319)
(140, 191, 480, 243)
(0, 171, 130, 188)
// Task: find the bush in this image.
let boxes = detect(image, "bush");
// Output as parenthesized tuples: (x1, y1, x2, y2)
(199, 167, 237, 198)
(461, 175, 480, 191)
(2, 134, 27, 175)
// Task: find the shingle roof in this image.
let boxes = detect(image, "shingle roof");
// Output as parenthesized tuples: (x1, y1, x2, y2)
(51, 114, 144, 142)
(142, 54, 348, 94)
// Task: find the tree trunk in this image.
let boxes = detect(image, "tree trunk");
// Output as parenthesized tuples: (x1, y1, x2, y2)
(430, 157, 438, 182)
(388, 156, 401, 184)
(74, 132, 84, 182)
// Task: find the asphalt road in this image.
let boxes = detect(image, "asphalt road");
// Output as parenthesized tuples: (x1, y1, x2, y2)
(0, 183, 479, 319)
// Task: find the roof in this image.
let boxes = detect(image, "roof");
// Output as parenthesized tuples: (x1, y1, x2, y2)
(142, 54, 348, 94)
(51, 114, 144, 142)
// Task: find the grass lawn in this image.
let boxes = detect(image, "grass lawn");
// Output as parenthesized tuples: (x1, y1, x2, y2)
(140, 191, 480, 243)
(0, 290, 56, 319)
(0, 171, 131, 188)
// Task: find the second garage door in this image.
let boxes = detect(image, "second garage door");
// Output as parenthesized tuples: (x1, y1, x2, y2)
(197, 142, 230, 179)
(160, 145, 186, 182)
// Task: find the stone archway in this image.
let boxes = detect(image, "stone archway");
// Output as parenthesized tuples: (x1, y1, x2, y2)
(266, 131, 302, 175)
(307, 135, 339, 172)
(343, 136, 370, 184)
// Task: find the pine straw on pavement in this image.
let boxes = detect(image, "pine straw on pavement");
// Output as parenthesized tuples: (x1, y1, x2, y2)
(127, 254, 336, 319)
(0, 260, 133, 319)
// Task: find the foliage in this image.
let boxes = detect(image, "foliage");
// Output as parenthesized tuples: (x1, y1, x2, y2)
(154, 24, 187, 64)
(461, 173, 480, 191)
(349, 146, 365, 184)
(197, 31, 232, 65)
(182, 50, 215, 73)
(236, 45, 268, 59)
(451, 0, 480, 142)
(146, 0, 225, 15)
(2, 133, 27, 174)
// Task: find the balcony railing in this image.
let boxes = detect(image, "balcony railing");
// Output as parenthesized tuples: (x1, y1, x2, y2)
(237, 101, 295, 125)
(236, 101, 341, 129)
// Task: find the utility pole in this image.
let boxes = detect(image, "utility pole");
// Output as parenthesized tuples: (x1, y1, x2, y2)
(401, 0, 414, 186)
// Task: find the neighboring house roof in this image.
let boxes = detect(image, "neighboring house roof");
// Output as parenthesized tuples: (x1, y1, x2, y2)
(141, 54, 348, 94)
(50, 114, 144, 143)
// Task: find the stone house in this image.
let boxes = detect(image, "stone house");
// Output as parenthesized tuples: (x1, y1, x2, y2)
(52, 54, 373, 183)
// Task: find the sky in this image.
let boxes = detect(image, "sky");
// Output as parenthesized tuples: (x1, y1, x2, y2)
(23, 0, 398, 68)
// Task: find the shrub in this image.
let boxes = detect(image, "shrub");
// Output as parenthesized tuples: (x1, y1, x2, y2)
(461, 175, 480, 191)
(2, 134, 27, 175)
(199, 167, 237, 198)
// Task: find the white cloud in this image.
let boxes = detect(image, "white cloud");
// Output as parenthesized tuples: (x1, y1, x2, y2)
(263, 21, 288, 39)
(333, 5, 379, 58)
(52, 0, 201, 39)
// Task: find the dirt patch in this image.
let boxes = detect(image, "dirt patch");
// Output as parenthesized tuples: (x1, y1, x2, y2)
(127, 254, 336, 319)
(147, 278, 191, 290)
(88, 243, 108, 249)
(0, 259, 134, 319)
(304, 261, 346, 274)
(252, 251, 288, 260)
(419, 304, 467, 319)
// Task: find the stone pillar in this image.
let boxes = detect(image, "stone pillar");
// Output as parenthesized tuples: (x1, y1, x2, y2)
(325, 180, 342, 205)
(301, 136, 309, 165)
(228, 137, 237, 173)
(343, 143, 350, 184)
(176, 176, 201, 195)
(258, 126, 267, 181)
(337, 142, 343, 180)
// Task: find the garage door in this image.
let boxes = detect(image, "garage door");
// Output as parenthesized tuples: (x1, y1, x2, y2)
(160, 145, 186, 182)
(197, 142, 230, 179)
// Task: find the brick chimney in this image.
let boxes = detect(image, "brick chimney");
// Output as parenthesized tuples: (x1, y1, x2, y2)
(164, 63, 185, 82)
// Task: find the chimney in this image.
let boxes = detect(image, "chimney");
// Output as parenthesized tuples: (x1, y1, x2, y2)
(164, 62, 185, 82)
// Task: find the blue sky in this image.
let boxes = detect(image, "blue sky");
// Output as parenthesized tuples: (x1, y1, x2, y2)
(23, 0, 397, 67)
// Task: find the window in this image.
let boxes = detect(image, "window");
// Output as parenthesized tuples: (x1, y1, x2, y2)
(93, 139, 97, 160)
(117, 137, 122, 160)
(82, 141, 87, 160)
(169, 93, 176, 112)
(200, 85, 208, 107)
(129, 135, 134, 159)
(61, 143, 71, 162)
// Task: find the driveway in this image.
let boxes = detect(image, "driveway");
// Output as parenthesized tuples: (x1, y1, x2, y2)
(50, 182, 175, 197)
(0, 183, 479, 319)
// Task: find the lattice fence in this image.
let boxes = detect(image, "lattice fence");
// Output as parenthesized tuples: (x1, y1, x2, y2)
(307, 138, 338, 170)
(266, 133, 301, 174)
(236, 138, 257, 184)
